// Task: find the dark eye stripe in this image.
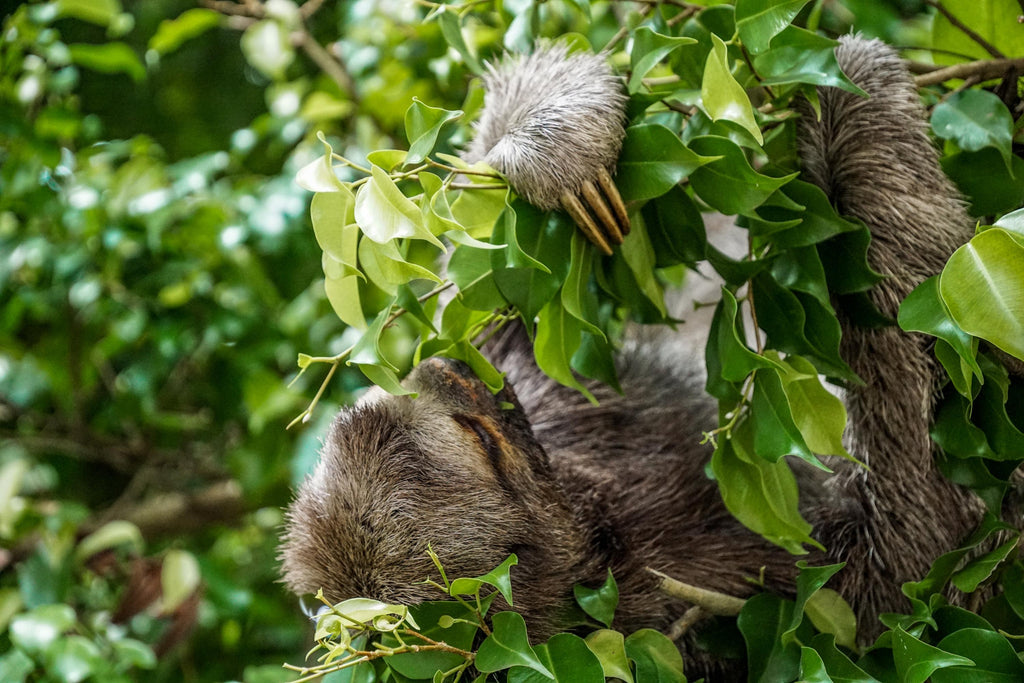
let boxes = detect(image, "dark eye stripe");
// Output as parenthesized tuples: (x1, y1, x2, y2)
(453, 414, 503, 473)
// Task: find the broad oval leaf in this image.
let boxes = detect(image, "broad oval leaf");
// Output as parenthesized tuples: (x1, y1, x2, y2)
(701, 35, 762, 144)
(616, 123, 716, 202)
(628, 27, 697, 92)
(476, 612, 553, 678)
(355, 166, 444, 248)
(735, 0, 812, 54)
(939, 228, 1024, 361)
(405, 99, 462, 166)
(932, 90, 1014, 171)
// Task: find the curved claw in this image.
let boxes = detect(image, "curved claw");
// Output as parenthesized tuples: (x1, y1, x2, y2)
(561, 169, 631, 255)
(561, 191, 613, 255)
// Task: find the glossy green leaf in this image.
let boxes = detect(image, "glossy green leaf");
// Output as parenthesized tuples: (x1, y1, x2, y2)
(701, 35, 762, 144)
(939, 228, 1024, 361)
(735, 0, 812, 54)
(932, 628, 1024, 683)
(383, 602, 477, 679)
(932, 90, 1014, 170)
(535, 298, 594, 402)
(449, 554, 518, 604)
(476, 612, 553, 678)
(892, 626, 975, 683)
(899, 276, 982, 385)
(750, 367, 816, 464)
(573, 569, 618, 628)
(628, 27, 697, 92)
(359, 238, 441, 295)
(754, 27, 862, 93)
(624, 629, 686, 683)
(561, 231, 602, 336)
(942, 149, 1024, 217)
(619, 216, 667, 318)
(737, 593, 802, 683)
(951, 537, 1019, 593)
(689, 136, 797, 215)
(807, 633, 878, 682)
(774, 353, 853, 460)
(932, 0, 1021, 61)
(508, 633, 604, 683)
(641, 185, 707, 267)
(405, 99, 462, 166)
(616, 124, 716, 202)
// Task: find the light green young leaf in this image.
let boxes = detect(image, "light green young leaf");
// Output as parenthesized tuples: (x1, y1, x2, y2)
(939, 227, 1024, 361)
(148, 8, 221, 55)
(357, 363, 415, 397)
(74, 520, 144, 563)
(405, 99, 462, 166)
(450, 186, 508, 238)
(355, 166, 444, 248)
(535, 298, 595, 403)
(366, 149, 408, 171)
(296, 132, 345, 193)
(898, 276, 982, 385)
(55, 0, 122, 27)
(161, 549, 201, 613)
(772, 353, 853, 461)
(585, 630, 634, 683)
(311, 188, 358, 262)
(619, 217, 667, 318)
(735, 0, 812, 54)
(448, 554, 518, 604)
(701, 35, 763, 145)
(804, 588, 858, 652)
(240, 19, 293, 80)
(628, 27, 697, 92)
(750, 368, 817, 465)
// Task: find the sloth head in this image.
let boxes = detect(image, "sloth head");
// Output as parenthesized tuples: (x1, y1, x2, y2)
(279, 357, 585, 612)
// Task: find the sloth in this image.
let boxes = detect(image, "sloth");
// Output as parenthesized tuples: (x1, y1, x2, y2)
(281, 36, 994, 675)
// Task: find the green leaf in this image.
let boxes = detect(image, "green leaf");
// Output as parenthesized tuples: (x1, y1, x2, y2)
(754, 27, 863, 93)
(535, 298, 595, 402)
(932, 90, 1014, 171)
(296, 133, 346, 192)
(892, 626, 975, 683)
(619, 216, 667, 318)
(750, 367, 816, 465)
(148, 8, 221, 55)
(356, 166, 444, 248)
(74, 520, 144, 563)
(359, 238, 441, 295)
(773, 353, 853, 461)
(932, 628, 1024, 683)
(447, 245, 506, 311)
(798, 646, 832, 683)
(585, 630, 634, 683)
(641, 186, 707, 267)
(573, 569, 619, 628)
(55, 0, 123, 27)
(561, 231, 603, 336)
(899, 276, 982, 385)
(689, 136, 797, 214)
(476, 612, 553, 678)
(737, 593, 802, 683)
(161, 549, 200, 612)
(312, 189, 359, 271)
(10, 604, 77, 654)
(804, 588, 858, 652)
(624, 629, 686, 683)
(68, 43, 145, 82)
(449, 554, 518, 604)
(0, 649, 34, 683)
(939, 228, 1024, 361)
(951, 537, 1019, 593)
(508, 633, 604, 683)
(709, 289, 781, 384)
(628, 27, 697, 92)
(435, 8, 482, 73)
(240, 19, 293, 80)
(616, 124, 716, 202)
(405, 99, 462, 166)
(357, 363, 414, 397)
(942, 149, 1024, 217)
(701, 35, 762, 145)
(808, 633, 878, 682)
(735, 0, 812, 54)
(932, 0, 1021, 61)
(49, 635, 102, 683)
(383, 602, 478, 679)
(711, 426, 817, 554)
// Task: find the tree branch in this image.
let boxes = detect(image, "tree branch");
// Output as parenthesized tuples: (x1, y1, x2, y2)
(913, 56, 1024, 87)
(647, 568, 747, 616)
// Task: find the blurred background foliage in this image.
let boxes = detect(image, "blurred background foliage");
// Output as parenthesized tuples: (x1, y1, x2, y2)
(0, 0, 1020, 681)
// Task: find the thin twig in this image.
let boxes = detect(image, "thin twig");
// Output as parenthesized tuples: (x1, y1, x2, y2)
(924, 0, 1006, 59)
(666, 605, 705, 640)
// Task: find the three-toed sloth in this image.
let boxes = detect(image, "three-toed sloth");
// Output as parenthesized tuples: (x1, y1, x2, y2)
(280, 36, 1001, 676)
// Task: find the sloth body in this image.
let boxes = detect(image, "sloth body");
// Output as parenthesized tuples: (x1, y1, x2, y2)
(282, 37, 990, 674)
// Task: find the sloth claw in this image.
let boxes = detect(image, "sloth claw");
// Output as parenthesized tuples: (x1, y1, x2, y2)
(560, 168, 631, 255)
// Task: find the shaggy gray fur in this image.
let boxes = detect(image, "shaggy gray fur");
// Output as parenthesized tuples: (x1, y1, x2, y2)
(464, 44, 627, 210)
(281, 37, 995, 678)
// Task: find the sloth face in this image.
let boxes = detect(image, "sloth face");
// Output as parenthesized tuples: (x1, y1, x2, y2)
(279, 358, 576, 607)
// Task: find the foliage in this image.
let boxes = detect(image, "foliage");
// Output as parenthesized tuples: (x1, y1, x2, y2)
(1, 0, 1023, 682)
(286, 556, 686, 683)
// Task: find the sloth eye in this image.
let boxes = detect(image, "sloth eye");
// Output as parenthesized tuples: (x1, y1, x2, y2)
(452, 414, 503, 471)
